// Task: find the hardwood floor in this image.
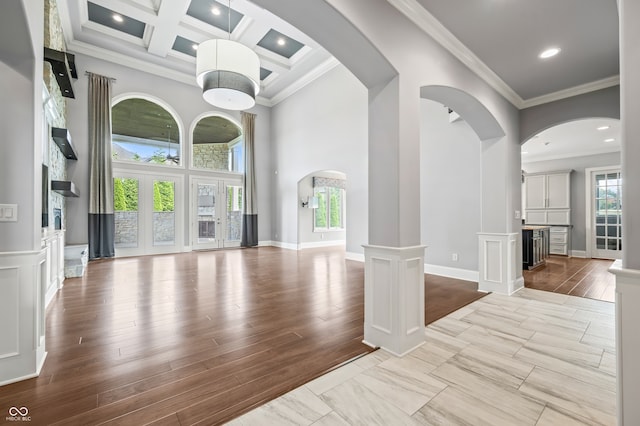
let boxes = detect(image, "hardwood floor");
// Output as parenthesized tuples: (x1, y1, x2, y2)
(425, 274, 485, 325)
(524, 256, 615, 302)
(0, 247, 484, 425)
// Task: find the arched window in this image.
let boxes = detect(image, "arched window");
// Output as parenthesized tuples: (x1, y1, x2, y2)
(112, 97, 181, 167)
(191, 115, 243, 173)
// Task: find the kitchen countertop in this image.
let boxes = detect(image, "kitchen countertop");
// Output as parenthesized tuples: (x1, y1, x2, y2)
(522, 225, 550, 231)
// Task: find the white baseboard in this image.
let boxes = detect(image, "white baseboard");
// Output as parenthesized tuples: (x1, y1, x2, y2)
(424, 263, 479, 282)
(571, 250, 587, 258)
(258, 240, 274, 247)
(346, 251, 365, 262)
(298, 240, 345, 250)
(266, 241, 298, 251)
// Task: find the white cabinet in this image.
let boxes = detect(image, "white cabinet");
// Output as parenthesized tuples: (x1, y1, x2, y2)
(524, 170, 572, 226)
(525, 171, 570, 210)
(549, 226, 571, 255)
(42, 230, 65, 307)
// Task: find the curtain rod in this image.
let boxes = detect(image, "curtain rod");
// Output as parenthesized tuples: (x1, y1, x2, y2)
(84, 71, 117, 82)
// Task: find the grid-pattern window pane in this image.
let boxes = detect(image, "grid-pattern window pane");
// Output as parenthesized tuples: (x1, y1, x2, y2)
(595, 171, 622, 253)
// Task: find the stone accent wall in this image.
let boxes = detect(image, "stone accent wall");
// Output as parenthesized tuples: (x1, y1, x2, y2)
(44, 0, 67, 121)
(44, 0, 70, 231)
(153, 212, 176, 245)
(115, 212, 138, 248)
(193, 144, 230, 171)
(227, 211, 242, 241)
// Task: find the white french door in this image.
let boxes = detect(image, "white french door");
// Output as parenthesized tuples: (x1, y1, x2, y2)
(113, 170, 184, 257)
(191, 177, 243, 249)
(587, 167, 622, 260)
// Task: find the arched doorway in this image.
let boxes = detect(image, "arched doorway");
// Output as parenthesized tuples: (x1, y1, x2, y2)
(521, 117, 622, 261)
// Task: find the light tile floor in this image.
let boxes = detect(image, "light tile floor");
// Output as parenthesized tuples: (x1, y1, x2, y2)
(227, 288, 616, 425)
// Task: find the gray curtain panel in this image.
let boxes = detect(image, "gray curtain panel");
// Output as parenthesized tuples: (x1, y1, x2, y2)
(241, 112, 258, 247)
(88, 73, 115, 259)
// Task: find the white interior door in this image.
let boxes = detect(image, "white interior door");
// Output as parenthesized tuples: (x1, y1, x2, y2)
(590, 168, 622, 260)
(192, 177, 243, 249)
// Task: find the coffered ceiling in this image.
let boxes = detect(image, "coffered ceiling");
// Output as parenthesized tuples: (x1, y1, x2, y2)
(56, 0, 337, 106)
(56, 0, 620, 111)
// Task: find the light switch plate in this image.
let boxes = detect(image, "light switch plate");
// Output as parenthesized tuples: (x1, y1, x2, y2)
(0, 204, 18, 222)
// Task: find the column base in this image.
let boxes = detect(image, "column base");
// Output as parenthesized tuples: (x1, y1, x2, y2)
(609, 260, 640, 425)
(477, 233, 521, 295)
(363, 244, 426, 356)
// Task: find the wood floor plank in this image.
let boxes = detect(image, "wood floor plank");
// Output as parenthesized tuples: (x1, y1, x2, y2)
(0, 247, 485, 425)
(524, 256, 615, 302)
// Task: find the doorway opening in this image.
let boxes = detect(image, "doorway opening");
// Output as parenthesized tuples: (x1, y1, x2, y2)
(191, 177, 244, 250)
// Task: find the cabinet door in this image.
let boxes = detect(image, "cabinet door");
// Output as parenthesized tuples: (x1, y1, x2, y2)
(525, 175, 546, 209)
(547, 173, 570, 208)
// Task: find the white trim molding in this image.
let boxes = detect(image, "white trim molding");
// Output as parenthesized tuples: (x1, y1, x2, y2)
(297, 240, 345, 250)
(386, 0, 620, 110)
(0, 250, 48, 386)
(521, 76, 620, 109)
(609, 260, 640, 425)
(477, 233, 521, 295)
(345, 251, 365, 262)
(424, 264, 479, 282)
(363, 244, 427, 356)
(387, 0, 521, 107)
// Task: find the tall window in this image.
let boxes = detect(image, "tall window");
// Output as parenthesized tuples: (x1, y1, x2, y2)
(112, 98, 181, 167)
(313, 177, 346, 231)
(192, 115, 244, 173)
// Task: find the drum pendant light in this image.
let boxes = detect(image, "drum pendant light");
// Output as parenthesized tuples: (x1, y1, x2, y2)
(196, 0, 260, 110)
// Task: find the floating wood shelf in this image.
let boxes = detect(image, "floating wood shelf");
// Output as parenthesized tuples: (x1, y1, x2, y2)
(51, 180, 80, 197)
(51, 127, 78, 160)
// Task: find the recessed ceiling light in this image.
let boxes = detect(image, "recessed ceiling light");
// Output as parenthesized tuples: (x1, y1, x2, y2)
(604, 138, 615, 143)
(277, 38, 286, 46)
(192, 44, 198, 50)
(539, 47, 561, 59)
(597, 125, 610, 131)
(211, 7, 221, 15)
(112, 14, 124, 23)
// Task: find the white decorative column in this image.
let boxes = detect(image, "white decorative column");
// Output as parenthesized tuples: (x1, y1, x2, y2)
(609, 261, 640, 425)
(477, 233, 522, 295)
(363, 245, 426, 356)
(617, 1, 640, 424)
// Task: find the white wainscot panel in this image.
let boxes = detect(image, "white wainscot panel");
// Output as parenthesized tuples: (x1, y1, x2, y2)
(371, 257, 392, 334)
(0, 268, 19, 358)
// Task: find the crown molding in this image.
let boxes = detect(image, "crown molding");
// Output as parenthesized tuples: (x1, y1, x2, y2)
(66, 40, 339, 109)
(520, 75, 620, 109)
(68, 39, 197, 85)
(269, 57, 340, 106)
(387, 0, 619, 111)
(387, 0, 523, 108)
(522, 146, 621, 164)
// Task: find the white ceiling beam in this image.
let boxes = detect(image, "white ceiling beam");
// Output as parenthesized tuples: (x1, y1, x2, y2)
(147, 0, 191, 57)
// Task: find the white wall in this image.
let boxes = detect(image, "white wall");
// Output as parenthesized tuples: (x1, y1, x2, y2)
(65, 53, 273, 246)
(420, 100, 481, 271)
(523, 151, 621, 252)
(0, 0, 42, 252)
(270, 65, 368, 255)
